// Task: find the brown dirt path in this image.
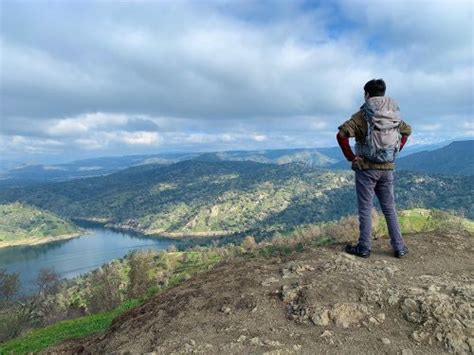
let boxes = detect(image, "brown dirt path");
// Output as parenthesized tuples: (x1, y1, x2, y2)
(49, 232, 474, 354)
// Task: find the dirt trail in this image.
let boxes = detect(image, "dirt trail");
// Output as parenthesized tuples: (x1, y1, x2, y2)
(50, 232, 474, 354)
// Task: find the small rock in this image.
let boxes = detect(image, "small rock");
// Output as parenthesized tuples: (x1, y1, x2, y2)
(376, 313, 386, 323)
(369, 317, 378, 324)
(427, 284, 441, 292)
(401, 350, 413, 355)
(237, 335, 247, 343)
(310, 309, 330, 326)
(280, 284, 301, 302)
(221, 306, 231, 314)
(320, 330, 333, 338)
(329, 303, 369, 328)
(381, 338, 391, 345)
(412, 330, 429, 342)
(263, 339, 282, 347)
(250, 337, 264, 346)
(261, 277, 279, 286)
(251, 306, 258, 313)
(293, 344, 302, 350)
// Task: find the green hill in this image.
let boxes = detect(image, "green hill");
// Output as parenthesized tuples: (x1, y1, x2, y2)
(0, 160, 472, 237)
(397, 140, 474, 176)
(0, 203, 80, 247)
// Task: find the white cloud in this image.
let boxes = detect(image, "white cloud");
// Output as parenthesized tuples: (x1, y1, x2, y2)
(0, 0, 472, 161)
(120, 131, 160, 145)
(47, 113, 129, 136)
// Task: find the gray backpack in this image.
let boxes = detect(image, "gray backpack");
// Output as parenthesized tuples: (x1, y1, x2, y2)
(356, 96, 402, 163)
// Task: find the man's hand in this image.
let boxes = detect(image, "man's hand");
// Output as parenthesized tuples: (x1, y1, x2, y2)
(352, 155, 363, 169)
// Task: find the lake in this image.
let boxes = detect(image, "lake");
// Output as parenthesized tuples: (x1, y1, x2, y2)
(0, 223, 187, 294)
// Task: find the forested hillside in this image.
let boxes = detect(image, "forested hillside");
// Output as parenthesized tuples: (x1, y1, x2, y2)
(0, 161, 471, 237)
(0, 203, 80, 246)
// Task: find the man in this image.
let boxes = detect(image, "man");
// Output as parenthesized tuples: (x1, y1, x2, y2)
(336, 78, 411, 258)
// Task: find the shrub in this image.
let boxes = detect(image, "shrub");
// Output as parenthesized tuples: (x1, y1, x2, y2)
(427, 209, 466, 234)
(242, 235, 257, 250)
(86, 265, 123, 313)
(127, 251, 156, 299)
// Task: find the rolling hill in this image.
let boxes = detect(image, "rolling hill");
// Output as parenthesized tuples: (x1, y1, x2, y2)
(0, 202, 80, 247)
(396, 140, 474, 176)
(0, 160, 471, 237)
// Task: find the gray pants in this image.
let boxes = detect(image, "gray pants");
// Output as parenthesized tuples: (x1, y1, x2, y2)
(355, 169, 405, 251)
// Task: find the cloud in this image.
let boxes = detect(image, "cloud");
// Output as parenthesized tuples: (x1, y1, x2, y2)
(0, 0, 472, 161)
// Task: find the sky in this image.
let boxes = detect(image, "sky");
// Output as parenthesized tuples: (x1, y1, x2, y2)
(0, 0, 473, 163)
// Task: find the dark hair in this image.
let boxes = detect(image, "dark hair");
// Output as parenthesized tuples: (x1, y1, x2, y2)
(364, 79, 386, 97)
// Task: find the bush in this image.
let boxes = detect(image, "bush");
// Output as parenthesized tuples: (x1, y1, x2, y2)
(86, 265, 123, 313)
(242, 235, 257, 250)
(323, 215, 359, 241)
(426, 209, 466, 234)
(127, 251, 156, 299)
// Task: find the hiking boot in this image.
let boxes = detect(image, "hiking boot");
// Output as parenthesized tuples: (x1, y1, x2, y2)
(344, 244, 370, 258)
(394, 246, 409, 258)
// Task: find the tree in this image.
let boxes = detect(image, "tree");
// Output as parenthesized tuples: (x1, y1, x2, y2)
(127, 251, 156, 299)
(0, 269, 19, 303)
(86, 264, 123, 313)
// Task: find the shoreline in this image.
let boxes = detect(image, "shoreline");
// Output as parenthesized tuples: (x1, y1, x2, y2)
(76, 218, 244, 239)
(156, 230, 239, 238)
(0, 230, 90, 249)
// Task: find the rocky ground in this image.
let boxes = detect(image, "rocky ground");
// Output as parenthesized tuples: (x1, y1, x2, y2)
(50, 231, 473, 354)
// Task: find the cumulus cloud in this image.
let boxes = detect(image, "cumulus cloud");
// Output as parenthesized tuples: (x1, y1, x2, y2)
(0, 0, 472, 161)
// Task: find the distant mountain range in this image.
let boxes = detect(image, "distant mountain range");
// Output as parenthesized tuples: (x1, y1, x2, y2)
(0, 160, 471, 237)
(0, 147, 344, 184)
(0, 140, 471, 186)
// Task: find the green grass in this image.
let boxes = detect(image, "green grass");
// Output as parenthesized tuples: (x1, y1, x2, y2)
(375, 208, 474, 236)
(0, 299, 142, 354)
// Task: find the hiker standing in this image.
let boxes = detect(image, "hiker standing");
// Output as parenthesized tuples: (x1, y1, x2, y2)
(336, 79, 411, 258)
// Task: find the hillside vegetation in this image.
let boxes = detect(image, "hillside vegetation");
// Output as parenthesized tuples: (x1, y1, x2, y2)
(0, 203, 80, 247)
(0, 161, 472, 238)
(1, 208, 472, 354)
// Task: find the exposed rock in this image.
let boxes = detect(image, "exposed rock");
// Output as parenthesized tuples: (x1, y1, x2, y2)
(329, 303, 370, 328)
(237, 335, 247, 343)
(250, 337, 264, 346)
(261, 276, 279, 286)
(320, 330, 333, 338)
(220, 306, 231, 314)
(280, 284, 302, 303)
(375, 313, 386, 323)
(281, 261, 315, 278)
(310, 309, 330, 326)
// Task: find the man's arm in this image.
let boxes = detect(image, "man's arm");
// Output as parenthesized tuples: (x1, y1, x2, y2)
(399, 120, 412, 152)
(337, 116, 359, 162)
(336, 130, 356, 161)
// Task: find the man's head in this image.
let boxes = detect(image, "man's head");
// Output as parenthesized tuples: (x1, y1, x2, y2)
(364, 79, 386, 100)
